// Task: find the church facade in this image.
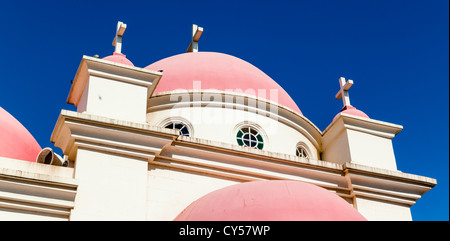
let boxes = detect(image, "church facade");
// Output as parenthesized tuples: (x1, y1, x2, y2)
(0, 22, 436, 221)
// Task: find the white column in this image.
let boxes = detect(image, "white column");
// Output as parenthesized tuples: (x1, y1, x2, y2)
(70, 148, 148, 220)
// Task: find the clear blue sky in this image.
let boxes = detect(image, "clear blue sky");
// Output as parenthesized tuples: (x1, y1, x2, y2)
(0, 0, 448, 221)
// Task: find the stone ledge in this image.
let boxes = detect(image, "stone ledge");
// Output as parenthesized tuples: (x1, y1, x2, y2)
(344, 162, 437, 186)
(0, 158, 77, 187)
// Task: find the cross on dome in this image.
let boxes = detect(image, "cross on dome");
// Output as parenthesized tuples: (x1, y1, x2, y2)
(187, 24, 203, 52)
(335, 77, 353, 107)
(112, 21, 127, 54)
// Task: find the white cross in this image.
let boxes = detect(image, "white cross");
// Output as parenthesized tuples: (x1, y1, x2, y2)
(187, 24, 203, 52)
(335, 77, 354, 107)
(112, 21, 127, 54)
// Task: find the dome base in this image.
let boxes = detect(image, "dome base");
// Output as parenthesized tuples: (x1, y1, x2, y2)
(174, 180, 366, 221)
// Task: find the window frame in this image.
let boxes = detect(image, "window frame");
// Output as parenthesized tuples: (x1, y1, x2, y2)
(295, 143, 310, 159)
(236, 126, 265, 150)
(160, 117, 194, 137)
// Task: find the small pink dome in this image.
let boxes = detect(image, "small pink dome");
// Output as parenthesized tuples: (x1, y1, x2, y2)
(333, 105, 369, 121)
(145, 52, 302, 115)
(174, 180, 366, 221)
(0, 107, 41, 162)
(102, 52, 134, 66)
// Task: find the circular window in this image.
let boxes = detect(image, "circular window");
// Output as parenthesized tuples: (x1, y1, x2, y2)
(236, 127, 264, 150)
(296, 146, 309, 159)
(165, 122, 190, 137)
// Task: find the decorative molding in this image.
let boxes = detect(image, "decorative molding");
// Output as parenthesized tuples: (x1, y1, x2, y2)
(0, 165, 77, 219)
(49, 109, 435, 211)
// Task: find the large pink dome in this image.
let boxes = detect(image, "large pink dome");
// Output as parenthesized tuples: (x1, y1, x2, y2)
(174, 180, 366, 221)
(0, 107, 41, 162)
(145, 52, 302, 115)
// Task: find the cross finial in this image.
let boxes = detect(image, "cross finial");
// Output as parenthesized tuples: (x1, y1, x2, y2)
(187, 24, 203, 52)
(112, 21, 127, 54)
(335, 77, 354, 107)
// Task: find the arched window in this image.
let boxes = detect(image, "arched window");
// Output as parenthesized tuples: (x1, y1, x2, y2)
(296, 145, 309, 159)
(236, 126, 264, 150)
(165, 122, 190, 137)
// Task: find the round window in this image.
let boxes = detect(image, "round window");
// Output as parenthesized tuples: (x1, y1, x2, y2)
(296, 146, 309, 159)
(165, 122, 190, 136)
(236, 127, 264, 150)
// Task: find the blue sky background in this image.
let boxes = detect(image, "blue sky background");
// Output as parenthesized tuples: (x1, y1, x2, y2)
(0, 0, 448, 221)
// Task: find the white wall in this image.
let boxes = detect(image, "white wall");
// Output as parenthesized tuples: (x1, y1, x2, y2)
(356, 197, 412, 221)
(146, 166, 238, 220)
(70, 148, 148, 220)
(0, 208, 67, 221)
(347, 129, 398, 170)
(78, 76, 148, 123)
(322, 129, 351, 165)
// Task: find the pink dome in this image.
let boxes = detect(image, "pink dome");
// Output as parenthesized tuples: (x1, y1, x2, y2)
(0, 107, 41, 162)
(145, 52, 302, 115)
(174, 180, 366, 221)
(333, 105, 369, 121)
(102, 52, 134, 66)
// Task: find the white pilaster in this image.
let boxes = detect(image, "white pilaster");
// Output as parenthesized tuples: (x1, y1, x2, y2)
(322, 113, 403, 171)
(67, 56, 162, 123)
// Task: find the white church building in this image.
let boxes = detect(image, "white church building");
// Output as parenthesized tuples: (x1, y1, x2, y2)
(0, 22, 436, 221)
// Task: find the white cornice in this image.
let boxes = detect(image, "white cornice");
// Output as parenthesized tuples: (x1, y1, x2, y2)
(67, 55, 162, 106)
(323, 113, 403, 139)
(0, 161, 77, 219)
(50, 110, 434, 186)
(344, 162, 436, 186)
(48, 109, 435, 208)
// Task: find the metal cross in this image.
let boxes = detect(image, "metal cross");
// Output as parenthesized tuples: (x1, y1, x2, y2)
(335, 77, 354, 107)
(112, 21, 127, 54)
(187, 24, 203, 52)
